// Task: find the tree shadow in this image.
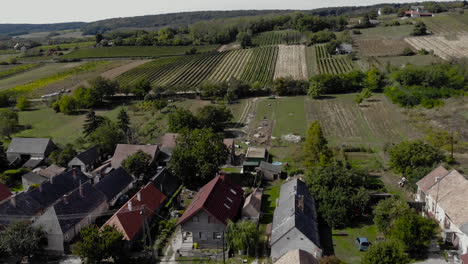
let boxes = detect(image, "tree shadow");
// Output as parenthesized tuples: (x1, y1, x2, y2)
(318, 216, 335, 256)
(316, 95, 336, 100)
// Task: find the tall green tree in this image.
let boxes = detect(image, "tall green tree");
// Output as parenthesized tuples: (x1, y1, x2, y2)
(49, 144, 77, 167)
(88, 121, 124, 156)
(237, 32, 252, 49)
(169, 128, 228, 189)
(121, 150, 152, 178)
(117, 108, 130, 134)
(0, 221, 46, 257)
(412, 22, 428, 36)
(305, 163, 370, 228)
(361, 240, 409, 264)
(16, 97, 30, 111)
(373, 197, 412, 234)
(0, 109, 18, 139)
(196, 105, 233, 132)
(226, 220, 258, 256)
(168, 108, 198, 133)
(131, 78, 152, 97)
(83, 110, 106, 137)
(304, 121, 332, 168)
(88, 76, 119, 103)
(72, 225, 125, 264)
(58, 95, 77, 114)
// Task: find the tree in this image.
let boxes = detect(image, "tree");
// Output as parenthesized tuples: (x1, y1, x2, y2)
(388, 140, 444, 182)
(0, 109, 18, 139)
(390, 212, 438, 256)
(373, 197, 412, 234)
(121, 150, 152, 178)
(226, 220, 258, 256)
(88, 76, 118, 103)
(305, 163, 370, 228)
(16, 97, 30, 111)
(361, 240, 409, 264)
(412, 22, 428, 36)
(72, 225, 125, 264)
(132, 78, 152, 97)
(49, 144, 77, 167)
(168, 128, 228, 188)
(0, 141, 8, 172)
(83, 110, 106, 137)
(88, 121, 124, 156)
(58, 95, 77, 114)
(73, 86, 99, 109)
(236, 32, 252, 49)
(117, 108, 130, 134)
(0, 93, 9, 107)
(0, 221, 46, 257)
(168, 108, 198, 132)
(365, 67, 384, 92)
(304, 121, 331, 168)
(196, 105, 233, 132)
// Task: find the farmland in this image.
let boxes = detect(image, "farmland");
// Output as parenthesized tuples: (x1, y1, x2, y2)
(353, 24, 414, 39)
(417, 14, 468, 34)
(274, 45, 308, 80)
(62, 45, 218, 59)
(405, 34, 468, 60)
(305, 46, 318, 77)
(314, 45, 355, 74)
(376, 55, 441, 68)
(208, 49, 252, 82)
(38, 41, 95, 51)
(252, 30, 305, 46)
(0, 63, 42, 80)
(354, 39, 412, 57)
(240, 46, 278, 86)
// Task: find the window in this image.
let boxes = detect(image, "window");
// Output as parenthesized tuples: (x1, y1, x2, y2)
(226, 197, 233, 203)
(224, 203, 231, 209)
(230, 188, 237, 195)
(199, 232, 203, 238)
(192, 216, 199, 222)
(213, 232, 222, 240)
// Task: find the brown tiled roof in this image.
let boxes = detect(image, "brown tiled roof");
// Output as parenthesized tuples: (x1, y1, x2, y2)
(416, 166, 449, 193)
(246, 147, 266, 159)
(103, 182, 166, 241)
(161, 133, 179, 149)
(111, 144, 159, 168)
(223, 139, 234, 150)
(274, 249, 319, 264)
(243, 188, 262, 215)
(37, 165, 66, 178)
(178, 175, 244, 225)
(0, 183, 12, 202)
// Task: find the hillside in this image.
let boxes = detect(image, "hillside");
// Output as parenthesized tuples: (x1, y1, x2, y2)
(0, 22, 85, 36)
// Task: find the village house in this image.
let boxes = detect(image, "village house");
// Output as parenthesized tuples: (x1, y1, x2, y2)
(257, 161, 282, 181)
(243, 147, 268, 172)
(111, 144, 160, 169)
(404, 6, 433, 17)
(0, 183, 12, 203)
(178, 174, 244, 248)
(270, 179, 321, 262)
(6, 138, 57, 168)
(150, 168, 181, 198)
(336, 43, 353, 54)
(274, 249, 319, 264)
(33, 181, 108, 254)
(36, 164, 66, 179)
(22, 165, 67, 190)
(0, 169, 89, 227)
(416, 166, 468, 254)
(68, 146, 101, 173)
(94, 167, 134, 206)
(102, 182, 167, 243)
(223, 138, 236, 165)
(159, 133, 179, 165)
(242, 188, 263, 223)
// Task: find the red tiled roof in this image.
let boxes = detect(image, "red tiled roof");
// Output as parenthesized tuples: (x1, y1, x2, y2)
(0, 183, 12, 202)
(461, 253, 468, 264)
(111, 144, 159, 168)
(161, 133, 179, 148)
(103, 182, 166, 241)
(178, 175, 244, 225)
(416, 165, 449, 193)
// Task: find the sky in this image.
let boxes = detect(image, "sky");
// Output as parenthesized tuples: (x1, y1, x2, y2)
(0, 0, 452, 24)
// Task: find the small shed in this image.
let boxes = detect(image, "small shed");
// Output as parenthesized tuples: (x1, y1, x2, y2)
(336, 43, 353, 54)
(242, 188, 263, 223)
(256, 161, 282, 181)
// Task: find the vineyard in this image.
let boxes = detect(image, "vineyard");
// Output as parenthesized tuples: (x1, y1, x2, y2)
(418, 15, 468, 35)
(405, 35, 468, 60)
(0, 63, 42, 80)
(239, 46, 279, 86)
(207, 49, 252, 82)
(314, 45, 356, 74)
(117, 57, 183, 86)
(253, 30, 305, 46)
(354, 39, 412, 57)
(306, 46, 318, 77)
(274, 45, 308, 80)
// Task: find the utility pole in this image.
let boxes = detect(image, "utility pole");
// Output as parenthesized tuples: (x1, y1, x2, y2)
(222, 231, 226, 264)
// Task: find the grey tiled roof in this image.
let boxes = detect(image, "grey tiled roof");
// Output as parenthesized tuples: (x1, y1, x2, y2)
(271, 179, 320, 247)
(7, 138, 55, 155)
(258, 161, 282, 174)
(151, 168, 181, 197)
(22, 172, 47, 185)
(74, 146, 100, 166)
(94, 167, 133, 202)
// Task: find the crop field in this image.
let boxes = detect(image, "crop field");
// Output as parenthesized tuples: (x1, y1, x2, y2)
(353, 25, 414, 39)
(38, 41, 95, 51)
(354, 39, 412, 57)
(252, 30, 304, 46)
(0, 63, 42, 80)
(207, 49, 252, 82)
(417, 14, 468, 34)
(305, 94, 420, 147)
(117, 57, 183, 86)
(0, 62, 84, 92)
(314, 45, 355, 74)
(405, 34, 468, 60)
(62, 45, 218, 59)
(376, 55, 441, 67)
(1, 61, 108, 96)
(240, 46, 278, 86)
(305, 46, 318, 77)
(274, 45, 308, 80)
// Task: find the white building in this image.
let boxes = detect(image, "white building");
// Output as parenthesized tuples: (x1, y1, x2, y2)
(416, 166, 468, 254)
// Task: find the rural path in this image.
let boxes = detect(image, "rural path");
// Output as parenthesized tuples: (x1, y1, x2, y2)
(160, 227, 182, 264)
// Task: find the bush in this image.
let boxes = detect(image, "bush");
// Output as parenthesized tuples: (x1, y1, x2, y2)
(401, 47, 415, 56)
(16, 97, 30, 111)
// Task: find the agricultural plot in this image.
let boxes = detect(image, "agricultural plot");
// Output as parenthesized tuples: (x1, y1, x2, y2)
(305, 46, 318, 77)
(207, 49, 252, 82)
(274, 45, 308, 80)
(376, 55, 441, 67)
(117, 57, 183, 86)
(353, 25, 414, 40)
(0, 63, 42, 80)
(314, 45, 355, 74)
(253, 30, 305, 46)
(305, 94, 420, 147)
(38, 41, 95, 51)
(62, 45, 218, 59)
(354, 39, 412, 57)
(405, 34, 468, 60)
(417, 14, 468, 35)
(240, 46, 279, 86)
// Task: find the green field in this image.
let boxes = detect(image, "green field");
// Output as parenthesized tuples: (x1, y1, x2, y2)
(306, 46, 319, 77)
(38, 41, 95, 51)
(62, 45, 218, 59)
(0, 63, 41, 80)
(239, 46, 278, 86)
(353, 24, 414, 39)
(253, 30, 305, 46)
(333, 221, 378, 264)
(0, 62, 83, 92)
(314, 44, 356, 74)
(417, 13, 468, 34)
(376, 55, 441, 68)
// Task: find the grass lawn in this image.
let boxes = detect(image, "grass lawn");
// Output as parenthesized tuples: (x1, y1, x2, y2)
(376, 55, 441, 68)
(333, 219, 378, 264)
(354, 25, 414, 39)
(62, 45, 219, 59)
(260, 181, 282, 224)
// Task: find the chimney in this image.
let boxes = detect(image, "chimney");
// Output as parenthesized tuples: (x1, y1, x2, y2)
(297, 195, 305, 212)
(435, 176, 440, 183)
(10, 194, 16, 207)
(128, 201, 133, 211)
(63, 194, 68, 204)
(137, 192, 141, 202)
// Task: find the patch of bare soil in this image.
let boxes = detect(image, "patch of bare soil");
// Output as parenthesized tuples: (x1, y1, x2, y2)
(100, 59, 151, 79)
(217, 42, 240, 52)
